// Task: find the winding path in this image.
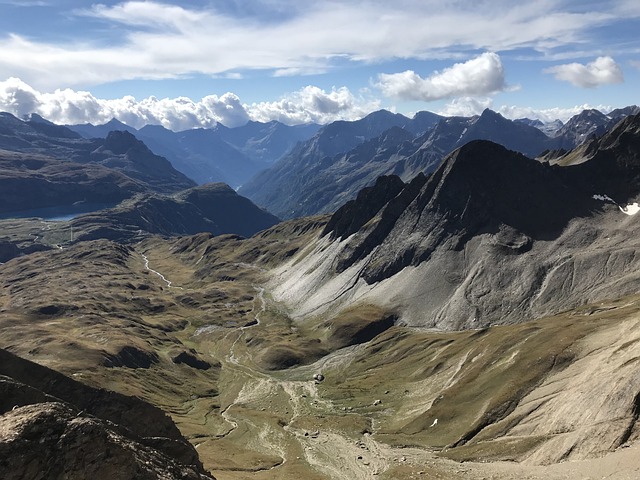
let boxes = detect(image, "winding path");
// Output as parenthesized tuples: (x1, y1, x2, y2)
(141, 253, 183, 289)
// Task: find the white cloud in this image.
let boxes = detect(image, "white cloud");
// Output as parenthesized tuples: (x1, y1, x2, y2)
(377, 53, 507, 101)
(437, 97, 494, 117)
(0, 1, 635, 90)
(438, 96, 614, 123)
(246, 86, 381, 125)
(0, 78, 378, 129)
(544, 56, 624, 88)
(496, 103, 613, 123)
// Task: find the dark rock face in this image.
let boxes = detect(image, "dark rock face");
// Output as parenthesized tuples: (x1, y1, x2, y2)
(323, 140, 602, 285)
(323, 175, 406, 240)
(0, 349, 214, 479)
(556, 113, 640, 202)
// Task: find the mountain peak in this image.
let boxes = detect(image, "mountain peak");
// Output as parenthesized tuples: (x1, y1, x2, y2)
(103, 130, 144, 155)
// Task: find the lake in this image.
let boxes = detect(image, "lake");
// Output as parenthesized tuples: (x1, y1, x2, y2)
(0, 203, 115, 221)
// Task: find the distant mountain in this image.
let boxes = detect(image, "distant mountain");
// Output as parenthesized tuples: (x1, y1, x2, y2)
(238, 110, 420, 217)
(515, 117, 564, 136)
(70, 183, 280, 242)
(216, 120, 321, 164)
(551, 106, 640, 150)
(551, 112, 640, 202)
(552, 109, 611, 150)
(69, 119, 321, 188)
(241, 109, 554, 219)
(0, 149, 146, 215)
(0, 112, 195, 194)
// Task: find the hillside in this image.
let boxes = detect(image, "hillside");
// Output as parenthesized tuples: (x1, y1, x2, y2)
(0, 112, 195, 195)
(70, 182, 280, 242)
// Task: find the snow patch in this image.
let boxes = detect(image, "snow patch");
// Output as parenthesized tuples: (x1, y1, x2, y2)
(620, 203, 640, 216)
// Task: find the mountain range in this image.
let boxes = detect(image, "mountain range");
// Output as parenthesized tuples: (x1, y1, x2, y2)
(69, 118, 320, 188)
(240, 106, 640, 218)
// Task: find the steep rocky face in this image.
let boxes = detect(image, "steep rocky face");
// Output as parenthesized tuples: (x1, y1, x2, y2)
(0, 349, 214, 479)
(552, 113, 640, 202)
(335, 140, 595, 284)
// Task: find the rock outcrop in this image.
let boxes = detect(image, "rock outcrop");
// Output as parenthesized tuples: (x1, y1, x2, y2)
(0, 349, 214, 479)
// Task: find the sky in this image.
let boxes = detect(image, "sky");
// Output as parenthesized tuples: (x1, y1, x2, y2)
(0, 0, 638, 130)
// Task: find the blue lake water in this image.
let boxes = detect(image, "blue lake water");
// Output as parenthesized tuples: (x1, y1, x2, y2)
(0, 203, 115, 221)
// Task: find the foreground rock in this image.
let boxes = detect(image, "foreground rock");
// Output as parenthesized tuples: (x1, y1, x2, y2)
(0, 349, 214, 480)
(0, 402, 212, 480)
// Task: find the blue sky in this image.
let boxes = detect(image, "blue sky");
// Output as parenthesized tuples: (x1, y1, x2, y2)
(0, 0, 638, 129)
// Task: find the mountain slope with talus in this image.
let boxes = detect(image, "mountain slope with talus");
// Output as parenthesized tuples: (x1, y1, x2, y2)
(270, 114, 640, 331)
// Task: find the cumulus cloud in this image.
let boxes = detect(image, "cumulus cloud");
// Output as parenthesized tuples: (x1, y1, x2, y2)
(544, 56, 624, 88)
(377, 53, 507, 101)
(246, 86, 381, 125)
(0, 78, 378, 129)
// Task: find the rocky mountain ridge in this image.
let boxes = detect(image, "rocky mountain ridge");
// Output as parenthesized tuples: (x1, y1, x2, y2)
(241, 107, 638, 219)
(270, 113, 640, 331)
